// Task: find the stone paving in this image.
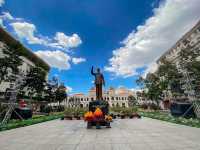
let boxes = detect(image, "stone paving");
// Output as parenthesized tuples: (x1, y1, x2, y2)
(0, 118, 200, 150)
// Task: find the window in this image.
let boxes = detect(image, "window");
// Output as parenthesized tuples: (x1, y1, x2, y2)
(116, 103, 119, 107)
(116, 97, 118, 100)
(122, 103, 125, 107)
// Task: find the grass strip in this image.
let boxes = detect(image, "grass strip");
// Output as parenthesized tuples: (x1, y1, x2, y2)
(139, 111, 200, 128)
(0, 113, 64, 132)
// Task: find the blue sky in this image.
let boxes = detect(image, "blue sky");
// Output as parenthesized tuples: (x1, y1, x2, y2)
(0, 0, 200, 94)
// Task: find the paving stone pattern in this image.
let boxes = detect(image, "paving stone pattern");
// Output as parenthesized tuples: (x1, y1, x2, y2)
(0, 118, 200, 150)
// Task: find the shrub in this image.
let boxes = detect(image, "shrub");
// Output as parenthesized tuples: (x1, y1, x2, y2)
(140, 103, 148, 109)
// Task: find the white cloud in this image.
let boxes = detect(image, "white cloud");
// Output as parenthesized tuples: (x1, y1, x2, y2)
(105, 0, 200, 77)
(0, 19, 3, 27)
(54, 32, 82, 49)
(0, 12, 13, 27)
(10, 22, 45, 44)
(72, 57, 86, 64)
(35, 50, 71, 70)
(65, 86, 73, 93)
(10, 22, 82, 50)
(0, 12, 13, 23)
(5, 13, 82, 51)
(0, 0, 4, 6)
(142, 62, 158, 78)
(1, 12, 14, 20)
(129, 86, 142, 92)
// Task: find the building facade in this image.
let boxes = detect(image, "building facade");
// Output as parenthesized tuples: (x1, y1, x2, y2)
(0, 27, 50, 95)
(66, 87, 136, 108)
(157, 20, 200, 100)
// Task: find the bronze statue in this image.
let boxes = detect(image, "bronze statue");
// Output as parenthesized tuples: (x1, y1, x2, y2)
(91, 66, 105, 100)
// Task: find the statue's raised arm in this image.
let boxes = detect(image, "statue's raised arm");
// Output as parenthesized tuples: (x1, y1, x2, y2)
(91, 66, 95, 76)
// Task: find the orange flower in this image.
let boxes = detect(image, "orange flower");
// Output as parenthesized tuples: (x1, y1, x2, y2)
(105, 115, 113, 122)
(84, 111, 94, 121)
(94, 107, 103, 117)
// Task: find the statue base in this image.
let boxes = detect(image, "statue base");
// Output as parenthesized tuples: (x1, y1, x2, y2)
(87, 100, 111, 129)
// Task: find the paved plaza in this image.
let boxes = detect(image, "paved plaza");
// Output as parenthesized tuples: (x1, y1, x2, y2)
(0, 118, 200, 150)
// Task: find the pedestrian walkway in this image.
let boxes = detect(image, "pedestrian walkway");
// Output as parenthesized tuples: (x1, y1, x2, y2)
(0, 118, 200, 150)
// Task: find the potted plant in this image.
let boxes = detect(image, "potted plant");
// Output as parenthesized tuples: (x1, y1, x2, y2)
(64, 108, 73, 120)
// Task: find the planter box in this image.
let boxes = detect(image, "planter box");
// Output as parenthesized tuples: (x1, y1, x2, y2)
(64, 116, 73, 120)
(170, 102, 196, 118)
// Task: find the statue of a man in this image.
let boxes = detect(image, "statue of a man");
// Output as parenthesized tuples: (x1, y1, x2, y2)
(91, 66, 105, 100)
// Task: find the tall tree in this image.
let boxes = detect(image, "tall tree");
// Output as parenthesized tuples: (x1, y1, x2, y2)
(128, 95, 137, 107)
(137, 73, 162, 105)
(55, 83, 67, 106)
(0, 45, 22, 84)
(23, 67, 47, 100)
(157, 60, 183, 97)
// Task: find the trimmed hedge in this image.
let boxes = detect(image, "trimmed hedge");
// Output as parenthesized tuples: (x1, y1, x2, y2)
(0, 113, 64, 131)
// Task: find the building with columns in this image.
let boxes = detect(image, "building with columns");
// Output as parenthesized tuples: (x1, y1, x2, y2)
(66, 87, 136, 108)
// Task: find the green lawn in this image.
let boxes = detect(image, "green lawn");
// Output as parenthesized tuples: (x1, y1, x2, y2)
(0, 112, 64, 132)
(139, 111, 200, 128)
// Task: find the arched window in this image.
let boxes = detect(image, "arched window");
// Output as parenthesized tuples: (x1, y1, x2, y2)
(111, 97, 114, 100)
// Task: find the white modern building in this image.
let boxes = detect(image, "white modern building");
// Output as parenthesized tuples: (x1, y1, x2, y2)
(66, 87, 136, 108)
(157, 20, 200, 100)
(0, 27, 50, 95)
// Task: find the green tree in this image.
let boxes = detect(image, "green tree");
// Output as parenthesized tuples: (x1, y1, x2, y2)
(55, 83, 67, 106)
(0, 46, 22, 84)
(145, 73, 162, 105)
(157, 60, 183, 97)
(128, 95, 137, 107)
(23, 67, 47, 100)
(137, 73, 162, 106)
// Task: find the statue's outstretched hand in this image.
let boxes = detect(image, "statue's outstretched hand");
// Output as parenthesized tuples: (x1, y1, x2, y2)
(91, 66, 95, 75)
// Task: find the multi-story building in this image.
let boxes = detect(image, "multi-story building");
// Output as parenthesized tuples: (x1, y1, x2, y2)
(66, 87, 136, 108)
(0, 27, 50, 95)
(157, 20, 200, 100)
